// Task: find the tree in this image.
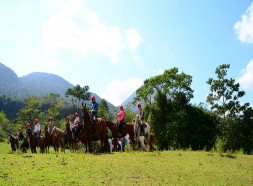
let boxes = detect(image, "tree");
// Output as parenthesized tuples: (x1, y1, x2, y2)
(0, 111, 10, 141)
(65, 85, 90, 110)
(98, 99, 111, 120)
(17, 96, 42, 126)
(206, 64, 250, 151)
(43, 93, 64, 120)
(134, 68, 194, 150)
(206, 64, 249, 119)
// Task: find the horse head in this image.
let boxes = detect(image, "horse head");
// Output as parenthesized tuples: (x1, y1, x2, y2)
(81, 103, 92, 125)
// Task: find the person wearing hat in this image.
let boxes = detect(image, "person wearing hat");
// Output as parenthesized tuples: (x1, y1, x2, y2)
(17, 127, 24, 141)
(72, 112, 80, 141)
(115, 105, 125, 136)
(90, 95, 99, 134)
(48, 116, 54, 136)
(137, 103, 145, 136)
(33, 119, 41, 146)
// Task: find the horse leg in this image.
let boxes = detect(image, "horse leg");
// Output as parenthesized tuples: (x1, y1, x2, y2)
(88, 140, 92, 153)
(139, 136, 147, 151)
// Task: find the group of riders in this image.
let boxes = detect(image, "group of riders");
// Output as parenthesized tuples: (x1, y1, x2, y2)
(14, 95, 145, 150)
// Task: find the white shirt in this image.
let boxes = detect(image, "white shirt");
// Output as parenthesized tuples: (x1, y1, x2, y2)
(74, 117, 80, 126)
(34, 123, 41, 133)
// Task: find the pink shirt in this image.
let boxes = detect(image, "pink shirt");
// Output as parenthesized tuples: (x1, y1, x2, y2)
(118, 110, 124, 122)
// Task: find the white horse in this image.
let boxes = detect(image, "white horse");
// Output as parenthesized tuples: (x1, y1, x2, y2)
(108, 134, 132, 152)
(134, 116, 151, 151)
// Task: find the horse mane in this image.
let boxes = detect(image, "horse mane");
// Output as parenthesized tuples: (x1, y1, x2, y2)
(53, 127, 63, 133)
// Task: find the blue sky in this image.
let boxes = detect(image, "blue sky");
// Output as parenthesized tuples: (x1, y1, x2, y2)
(1, 0, 253, 106)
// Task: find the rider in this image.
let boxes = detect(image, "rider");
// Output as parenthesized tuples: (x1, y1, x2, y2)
(72, 112, 80, 141)
(26, 123, 31, 146)
(17, 127, 24, 141)
(137, 103, 145, 135)
(48, 116, 54, 136)
(33, 119, 41, 145)
(115, 105, 125, 136)
(65, 116, 72, 143)
(90, 95, 98, 134)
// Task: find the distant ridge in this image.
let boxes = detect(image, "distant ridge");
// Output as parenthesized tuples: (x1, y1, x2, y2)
(0, 62, 115, 106)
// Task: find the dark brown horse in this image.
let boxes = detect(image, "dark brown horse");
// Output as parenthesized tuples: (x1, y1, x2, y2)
(26, 128, 37, 153)
(104, 120, 136, 152)
(8, 134, 19, 151)
(44, 124, 51, 153)
(51, 127, 65, 153)
(64, 121, 76, 152)
(81, 103, 107, 153)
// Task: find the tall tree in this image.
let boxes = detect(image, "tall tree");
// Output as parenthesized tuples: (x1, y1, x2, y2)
(206, 64, 250, 151)
(17, 96, 42, 126)
(0, 111, 10, 141)
(98, 99, 111, 120)
(134, 68, 194, 150)
(65, 85, 91, 110)
(43, 93, 64, 120)
(206, 64, 249, 119)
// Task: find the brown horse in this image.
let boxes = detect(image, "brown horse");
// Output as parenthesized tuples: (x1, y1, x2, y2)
(44, 124, 51, 153)
(51, 127, 65, 153)
(81, 103, 108, 153)
(104, 120, 136, 152)
(26, 128, 37, 153)
(8, 134, 19, 152)
(64, 121, 78, 152)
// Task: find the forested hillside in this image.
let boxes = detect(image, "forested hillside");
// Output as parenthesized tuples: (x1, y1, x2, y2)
(0, 62, 74, 98)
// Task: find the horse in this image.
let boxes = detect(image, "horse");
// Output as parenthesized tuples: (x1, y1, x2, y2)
(20, 136, 29, 153)
(44, 124, 51, 153)
(8, 134, 19, 151)
(38, 135, 46, 153)
(104, 120, 136, 152)
(51, 127, 65, 153)
(108, 138, 122, 152)
(81, 103, 108, 153)
(26, 128, 37, 153)
(134, 118, 151, 151)
(64, 121, 77, 152)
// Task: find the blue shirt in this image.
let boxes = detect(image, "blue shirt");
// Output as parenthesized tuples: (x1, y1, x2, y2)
(91, 101, 98, 118)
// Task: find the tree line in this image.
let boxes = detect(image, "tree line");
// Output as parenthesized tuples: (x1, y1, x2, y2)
(0, 64, 253, 154)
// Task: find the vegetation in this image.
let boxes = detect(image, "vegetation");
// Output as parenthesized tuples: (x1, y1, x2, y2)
(0, 64, 253, 154)
(0, 150, 252, 185)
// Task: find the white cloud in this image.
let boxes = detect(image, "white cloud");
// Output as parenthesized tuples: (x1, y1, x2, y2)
(46, 57, 62, 68)
(101, 78, 143, 106)
(234, 2, 253, 43)
(125, 28, 142, 51)
(237, 60, 253, 89)
(42, 0, 141, 63)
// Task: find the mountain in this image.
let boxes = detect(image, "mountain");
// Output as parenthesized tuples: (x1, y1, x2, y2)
(0, 62, 20, 96)
(19, 72, 73, 97)
(0, 62, 74, 98)
(0, 62, 115, 107)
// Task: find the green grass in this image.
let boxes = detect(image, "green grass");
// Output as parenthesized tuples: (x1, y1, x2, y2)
(0, 143, 253, 185)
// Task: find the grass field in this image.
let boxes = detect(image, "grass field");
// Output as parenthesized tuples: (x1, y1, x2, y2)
(0, 142, 253, 185)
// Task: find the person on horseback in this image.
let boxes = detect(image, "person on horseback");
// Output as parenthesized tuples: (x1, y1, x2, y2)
(72, 112, 80, 141)
(137, 103, 145, 135)
(90, 95, 98, 134)
(26, 123, 31, 130)
(115, 105, 125, 136)
(26, 123, 31, 147)
(17, 127, 24, 141)
(48, 116, 54, 136)
(64, 116, 72, 143)
(33, 119, 41, 146)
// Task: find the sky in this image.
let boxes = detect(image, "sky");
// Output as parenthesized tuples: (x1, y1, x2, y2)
(1, 0, 253, 106)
